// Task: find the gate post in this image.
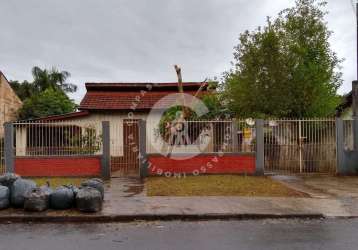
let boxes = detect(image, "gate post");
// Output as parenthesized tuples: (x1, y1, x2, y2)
(255, 119, 264, 175)
(101, 121, 111, 180)
(336, 118, 345, 175)
(232, 119, 239, 152)
(138, 120, 148, 178)
(4, 122, 14, 173)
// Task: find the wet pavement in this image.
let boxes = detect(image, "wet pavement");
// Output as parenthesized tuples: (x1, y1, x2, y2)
(104, 177, 145, 198)
(2, 176, 358, 221)
(271, 175, 358, 199)
(97, 176, 356, 218)
(1, 219, 358, 250)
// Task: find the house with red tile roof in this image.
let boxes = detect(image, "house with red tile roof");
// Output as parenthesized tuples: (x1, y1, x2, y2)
(15, 81, 211, 176)
(37, 82, 209, 120)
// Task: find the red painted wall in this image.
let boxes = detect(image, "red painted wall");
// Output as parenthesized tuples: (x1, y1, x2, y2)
(15, 157, 101, 177)
(148, 154, 255, 176)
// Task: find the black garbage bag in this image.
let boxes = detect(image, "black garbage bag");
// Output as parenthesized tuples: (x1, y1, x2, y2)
(0, 185, 10, 209)
(88, 178, 104, 184)
(76, 187, 103, 213)
(68, 185, 79, 198)
(50, 186, 74, 209)
(39, 182, 53, 197)
(10, 179, 36, 207)
(81, 179, 104, 199)
(0, 173, 20, 187)
(24, 187, 50, 212)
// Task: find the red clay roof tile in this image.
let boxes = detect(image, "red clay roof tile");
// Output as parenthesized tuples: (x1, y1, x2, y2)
(79, 91, 203, 110)
(79, 82, 211, 111)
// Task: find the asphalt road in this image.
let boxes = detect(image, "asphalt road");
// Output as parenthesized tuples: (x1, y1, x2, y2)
(0, 219, 357, 250)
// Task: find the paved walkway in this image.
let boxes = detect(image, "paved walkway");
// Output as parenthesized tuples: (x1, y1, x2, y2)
(1, 175, 358, 222)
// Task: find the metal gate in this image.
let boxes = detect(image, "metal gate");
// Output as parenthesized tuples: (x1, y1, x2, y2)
(264, 119, 336, 174)
(111, 119, 140, 177)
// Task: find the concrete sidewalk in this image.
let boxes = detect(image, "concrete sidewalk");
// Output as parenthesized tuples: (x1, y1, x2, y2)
(102, 196, 354, 217)
(100, 177, 353, 218)
(1, 176, 358, 223)
(0, 195, 355, 223)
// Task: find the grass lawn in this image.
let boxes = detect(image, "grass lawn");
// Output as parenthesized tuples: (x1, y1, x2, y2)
(29, 177, 87, 188)
(146, 175, 307, 197)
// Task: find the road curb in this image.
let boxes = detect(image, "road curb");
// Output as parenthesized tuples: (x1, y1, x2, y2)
(0, 213, 326, 223)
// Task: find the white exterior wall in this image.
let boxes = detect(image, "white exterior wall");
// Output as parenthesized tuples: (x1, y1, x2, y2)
(15, 127, 27, 156)
(54, 111, 151, 157)
(71, 111, 214, 155)
(145, 112, 215, 155)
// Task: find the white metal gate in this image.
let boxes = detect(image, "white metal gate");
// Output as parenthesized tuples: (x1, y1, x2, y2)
(110, 119, 140, 177)
(264, 119, 337, 174)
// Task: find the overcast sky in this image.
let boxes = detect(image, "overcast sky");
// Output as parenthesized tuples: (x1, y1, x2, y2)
(0, 0, 356, 103)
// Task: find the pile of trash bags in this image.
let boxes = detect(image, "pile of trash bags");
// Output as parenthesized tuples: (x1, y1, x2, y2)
(0, 173, 104, 213)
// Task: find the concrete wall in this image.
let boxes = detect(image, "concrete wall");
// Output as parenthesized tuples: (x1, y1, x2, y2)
(15, 156, 101, 177)
(147, 153, 256, 176)
(0, 73, 22, 136)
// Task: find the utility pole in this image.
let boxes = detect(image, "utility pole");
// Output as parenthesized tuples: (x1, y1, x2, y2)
(353, 1, 358, 118)
(353, 1, 358, 150)
(356, 1, 358, 79)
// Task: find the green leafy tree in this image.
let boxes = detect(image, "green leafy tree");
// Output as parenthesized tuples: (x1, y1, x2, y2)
(158, 81, 227, 125)
(10, 66, 77, 119)
(10, 66, 77, 101)
(9, 80, 36, 101)
(31, 66, 77, 94)
(224, 0, 342, 118)
(200, 93, 232, 119)
(18, 87, 77, 120)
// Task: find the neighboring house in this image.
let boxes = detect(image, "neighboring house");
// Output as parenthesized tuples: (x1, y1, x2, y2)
(0, 71, 22, 136)
(336, 91, 355, 150)
(15, 82, 211, 176)
(336, 91, 352, 119)
(336, 80, 358, 119)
